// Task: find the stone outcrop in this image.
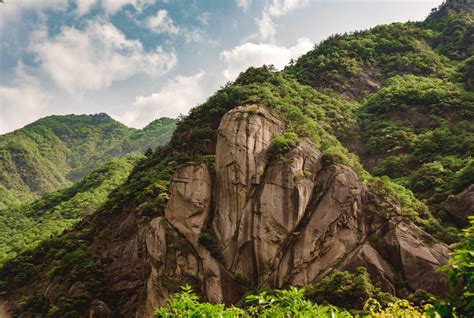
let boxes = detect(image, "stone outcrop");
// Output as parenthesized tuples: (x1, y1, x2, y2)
(88, 300, 112, 318)
(0, 300, 12, 318)
(446, 184, 474, 226)
(6, 104, 451, 318)
(213, 105, 285, 274)
(165, 163, 212, 244)
(380, 224, 450, 295)
(133, 105, 449, 317)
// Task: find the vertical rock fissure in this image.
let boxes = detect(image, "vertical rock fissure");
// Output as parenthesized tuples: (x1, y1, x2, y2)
(265, 168, 341, 286)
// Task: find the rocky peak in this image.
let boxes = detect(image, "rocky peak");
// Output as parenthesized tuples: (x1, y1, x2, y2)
(133, 105, 449, 316)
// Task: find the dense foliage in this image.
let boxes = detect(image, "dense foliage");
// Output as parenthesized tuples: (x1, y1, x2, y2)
(154, 285, 433, 318)
(306, 267, 396, 311)
(0, 228, 108, 317)
(359, 74, 473, 231)
(0, 114, 176, 209)
(285, 0, 473, 239)
(436, 216, 474, 316)
(0, 155, 140, 264)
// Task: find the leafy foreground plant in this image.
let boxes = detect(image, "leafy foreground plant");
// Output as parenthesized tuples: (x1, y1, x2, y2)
(436, 216, 474, 316)
(154, 285, 435, 318)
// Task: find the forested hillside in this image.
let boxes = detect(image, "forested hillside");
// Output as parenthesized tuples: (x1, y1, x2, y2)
(286, 1, 474, 232)
(0, 1, 472, 317)
(0, 154, 141, 264)
(0, 114, 176, 209)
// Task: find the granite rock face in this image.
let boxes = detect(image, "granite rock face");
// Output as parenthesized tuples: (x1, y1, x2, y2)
(446, 184, 474, 226)
(134, 105, 449, 316)
(7, 105, 451, 318)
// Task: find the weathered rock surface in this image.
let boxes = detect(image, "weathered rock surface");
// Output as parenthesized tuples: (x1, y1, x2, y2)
(0, 299, 12, 318)
(271, 165, 367, 287)
(339, 243, 398, 294)
(214, 105, 285, 273)
(446, 184, 474, 226)
(379, 223, 450, 296)
(134, 105, 449, 317)
(6, 105, 451, 318)
(255, 140, 322, 285)
(166, 163, 212, 244)
(88, 300, 112, 318)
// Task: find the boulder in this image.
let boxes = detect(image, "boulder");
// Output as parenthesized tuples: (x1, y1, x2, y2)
(446, 184, 474, 226)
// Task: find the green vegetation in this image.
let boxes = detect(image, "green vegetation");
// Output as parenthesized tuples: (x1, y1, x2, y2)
(287, 22, 453, 98)
(0, 154, 140, 264)
(437, 216, 474, 316)
(267, 131, 299, 160)
(155, 285, 351, 318)
(155, 285, 435, 318)
(306, 268, 395, 311)
(0, 114, 176, 210)
(0, 229, 109, 317)
(359, 74, 474, 231)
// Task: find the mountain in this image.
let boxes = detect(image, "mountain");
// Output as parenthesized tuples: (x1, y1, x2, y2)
(287, 0, 474, 231)
(0, 114, 176, 209)
(0, 1, 472, 317)
(0, 154, 141, 264)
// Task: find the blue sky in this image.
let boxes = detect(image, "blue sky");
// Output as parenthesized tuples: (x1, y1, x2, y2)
(0, 0, 443, 133)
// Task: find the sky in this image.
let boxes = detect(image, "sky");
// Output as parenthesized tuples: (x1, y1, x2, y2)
(0, 0, 443, 134)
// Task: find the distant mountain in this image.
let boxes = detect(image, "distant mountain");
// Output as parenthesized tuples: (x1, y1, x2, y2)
(0, 114, 176, 209)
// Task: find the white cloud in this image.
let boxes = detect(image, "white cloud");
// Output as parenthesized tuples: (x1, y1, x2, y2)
(144, 10, 205, 43)
(220, 37, 313, 80)
(0, 64, 50, 133)
(75, 0, 97, 16)
(255, 12, 276, 41)
(197, 12, 210, 26)
(266, 0, 309, 17)
(117, 71, 210, 128)
(182, 28, 205, 43)
(147, 10, 180, 35)
(236, 0, 252, 11)
(30, 21, 177, 93)
(0, 0, 67, 30)
(249, 0, 309, 41)
(73, 0, 154, 16)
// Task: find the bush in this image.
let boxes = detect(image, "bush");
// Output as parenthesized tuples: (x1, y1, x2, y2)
(306, 268, 395, 310)
(155, 285, 351, 318)
(364, 298, 428, 318)
(155, 284, 443, 317)
(267, 131, 299, 161)
(154, 285, 245, 317)
(437, 216, 474, 316)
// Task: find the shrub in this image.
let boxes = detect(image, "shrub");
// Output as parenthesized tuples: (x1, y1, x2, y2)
(306, 268, 395, 310)
(267, 131, 299, 161)
(437, 216, 474, 316)
(364, 298, 428, 318)
(154, 285, 245, 317)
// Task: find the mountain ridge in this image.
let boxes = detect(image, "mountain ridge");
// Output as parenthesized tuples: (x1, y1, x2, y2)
(0, 113, 176, 209)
